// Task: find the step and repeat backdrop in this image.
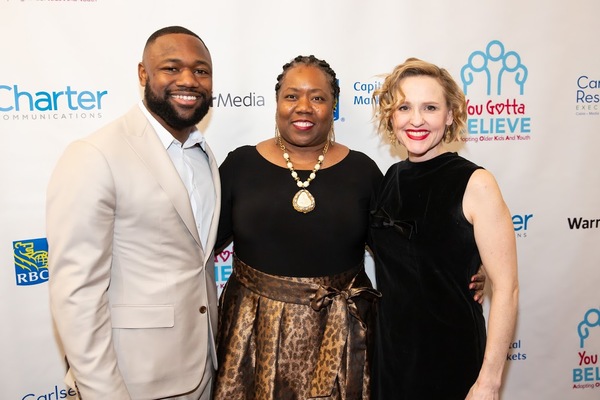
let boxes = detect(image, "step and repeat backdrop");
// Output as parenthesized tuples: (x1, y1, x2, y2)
(1, 0, 599, 399)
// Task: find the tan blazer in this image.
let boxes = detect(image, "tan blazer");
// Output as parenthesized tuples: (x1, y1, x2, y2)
(46, 105, 220, 399)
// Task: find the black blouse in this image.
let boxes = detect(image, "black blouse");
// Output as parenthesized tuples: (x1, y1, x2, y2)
(217, 145, 383, 277)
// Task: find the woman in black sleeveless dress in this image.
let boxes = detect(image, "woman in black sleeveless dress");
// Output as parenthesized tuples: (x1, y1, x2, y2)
(369, 58, 519, 400)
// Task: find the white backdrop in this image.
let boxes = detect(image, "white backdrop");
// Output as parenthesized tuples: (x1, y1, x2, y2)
(2, 1, 599, 399)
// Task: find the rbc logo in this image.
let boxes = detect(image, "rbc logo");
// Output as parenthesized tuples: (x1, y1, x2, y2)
(13, 238, 49, 286)
(333, 79, 340, 121)
(333, 100, 339, 121)
(461, 40, 528, 96)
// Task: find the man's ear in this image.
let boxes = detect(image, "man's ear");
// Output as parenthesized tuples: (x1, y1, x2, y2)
(138, 62, 147, 86)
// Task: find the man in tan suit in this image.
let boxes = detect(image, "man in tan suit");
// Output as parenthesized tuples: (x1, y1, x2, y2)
(46, 26, 219, 400)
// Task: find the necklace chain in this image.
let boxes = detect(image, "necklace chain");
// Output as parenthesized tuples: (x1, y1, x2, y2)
(277, 136, 329, 188)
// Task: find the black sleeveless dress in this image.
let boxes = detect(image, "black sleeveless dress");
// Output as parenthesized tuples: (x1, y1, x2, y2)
(369, 152, 486, 400)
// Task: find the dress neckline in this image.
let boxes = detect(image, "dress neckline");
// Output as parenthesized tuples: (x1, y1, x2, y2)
(405, 151, 457, 167)
(252, 145, 353, 172)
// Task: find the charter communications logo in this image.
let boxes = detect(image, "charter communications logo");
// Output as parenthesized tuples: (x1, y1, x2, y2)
(460, 40, 531, 143)
(13, 238, 48, 286)
(512, 213, 532, 238)
(573, 308, 600, 390)
(0, 84, 106, 121)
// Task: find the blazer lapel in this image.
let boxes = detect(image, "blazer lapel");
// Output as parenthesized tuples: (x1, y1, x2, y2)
(202, 143, 221, 262)
(122, 106, 202, 248)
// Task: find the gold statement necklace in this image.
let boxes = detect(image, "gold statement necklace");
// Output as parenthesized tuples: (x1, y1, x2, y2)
(277, 135, 329, 213)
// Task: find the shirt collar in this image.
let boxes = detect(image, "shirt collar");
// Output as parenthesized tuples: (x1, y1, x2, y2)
(138, 101, 206, 150)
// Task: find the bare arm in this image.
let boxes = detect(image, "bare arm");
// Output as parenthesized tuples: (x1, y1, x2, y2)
(463, 169, 519, 400)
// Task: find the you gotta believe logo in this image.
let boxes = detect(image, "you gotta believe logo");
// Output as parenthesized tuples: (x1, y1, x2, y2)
(13, 238, 48, 286)
(214, 246, 233, 296)
(460, 40, 531, 143)
(572, 307, 600, 390)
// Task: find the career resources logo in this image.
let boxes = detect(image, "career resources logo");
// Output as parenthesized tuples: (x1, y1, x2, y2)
(460, 40, 531, 143)
(14, 238, 49, 286)
(575, 75, 600, 116)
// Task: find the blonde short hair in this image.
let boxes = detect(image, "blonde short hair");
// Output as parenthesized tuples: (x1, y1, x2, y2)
(373, 58, 467, 144)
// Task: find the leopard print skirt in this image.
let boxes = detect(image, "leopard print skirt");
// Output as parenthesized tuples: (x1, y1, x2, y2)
(213, 255, 380, 400)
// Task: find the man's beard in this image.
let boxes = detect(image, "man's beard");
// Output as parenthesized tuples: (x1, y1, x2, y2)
(144, 84, 211, 130)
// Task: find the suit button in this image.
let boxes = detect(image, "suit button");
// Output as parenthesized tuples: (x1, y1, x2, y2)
(199, 306, 207, 314)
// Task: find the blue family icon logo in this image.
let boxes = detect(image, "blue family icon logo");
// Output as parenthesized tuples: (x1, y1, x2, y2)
(578, 308, 600, 349)
(460, 40, 532, 143)
(13, 238, 49, 286)
(572, 307, 600, 390)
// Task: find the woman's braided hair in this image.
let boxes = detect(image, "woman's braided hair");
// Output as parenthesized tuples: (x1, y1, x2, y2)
(275, 55, 340, 103)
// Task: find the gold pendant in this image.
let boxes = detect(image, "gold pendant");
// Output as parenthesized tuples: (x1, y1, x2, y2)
(292, 189, 315, 213)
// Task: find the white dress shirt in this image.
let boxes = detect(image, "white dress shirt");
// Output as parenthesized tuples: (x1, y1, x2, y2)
(139, 102, 216, 250)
